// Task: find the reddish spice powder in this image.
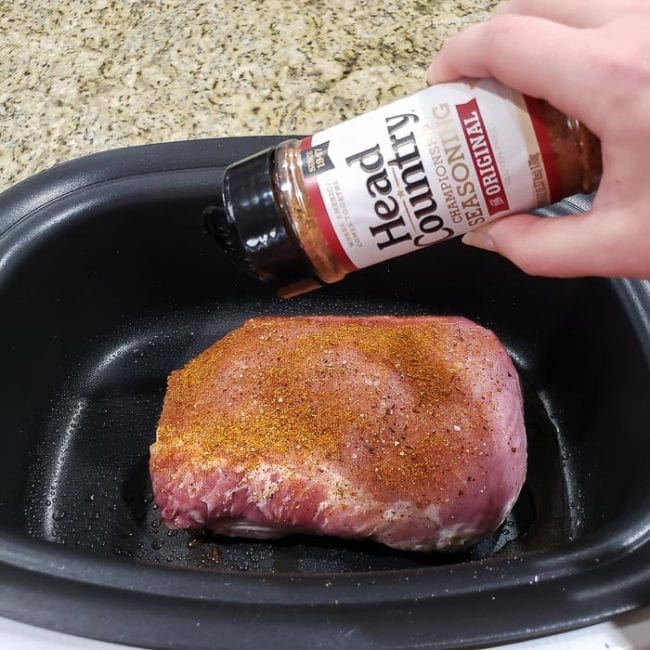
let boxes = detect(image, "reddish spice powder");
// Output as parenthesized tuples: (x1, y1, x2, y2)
(153, 317, 504, 503)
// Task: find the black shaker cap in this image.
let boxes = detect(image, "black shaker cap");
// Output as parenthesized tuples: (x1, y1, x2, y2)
(204, 146, 322, 294)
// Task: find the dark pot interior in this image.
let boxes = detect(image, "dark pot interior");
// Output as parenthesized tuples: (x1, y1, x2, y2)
(0, 138, 648, 649)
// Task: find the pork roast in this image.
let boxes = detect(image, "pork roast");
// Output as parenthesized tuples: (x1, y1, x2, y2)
(150, 316, 526, 552)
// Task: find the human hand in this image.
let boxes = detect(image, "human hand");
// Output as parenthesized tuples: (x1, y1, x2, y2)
(426, 0, 650, 279)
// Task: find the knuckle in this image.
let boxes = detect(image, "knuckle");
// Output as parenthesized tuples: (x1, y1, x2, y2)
(597, 19, 650, 86)
(482, 14, 521, 46)
(478, 15, 524, 67)
(599, 50, 650, 88)
(591, 48, 650, 133)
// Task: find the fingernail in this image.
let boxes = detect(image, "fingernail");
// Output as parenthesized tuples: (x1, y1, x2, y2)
(462, 231, 496, 252)
(424, 61, 437, 85)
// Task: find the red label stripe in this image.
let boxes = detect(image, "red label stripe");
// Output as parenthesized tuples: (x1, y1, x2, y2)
(456, 98, 510, 217)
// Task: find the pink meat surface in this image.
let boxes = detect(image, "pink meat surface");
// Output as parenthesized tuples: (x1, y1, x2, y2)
(150, 316, 526, 552)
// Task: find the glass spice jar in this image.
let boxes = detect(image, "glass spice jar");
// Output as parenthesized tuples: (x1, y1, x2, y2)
(206, 79, 601, 298)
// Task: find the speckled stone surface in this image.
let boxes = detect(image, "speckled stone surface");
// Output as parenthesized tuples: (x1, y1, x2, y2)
(0, 0, 500, 192)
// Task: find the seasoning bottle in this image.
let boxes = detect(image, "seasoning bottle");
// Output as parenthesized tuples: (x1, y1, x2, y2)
(206, 79, 601, 298)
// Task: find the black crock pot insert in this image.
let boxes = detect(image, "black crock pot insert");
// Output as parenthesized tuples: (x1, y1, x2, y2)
(1, 137, 648, 649)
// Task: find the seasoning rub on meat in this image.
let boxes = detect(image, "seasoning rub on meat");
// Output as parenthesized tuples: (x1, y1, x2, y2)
(150, 316, 526, 552)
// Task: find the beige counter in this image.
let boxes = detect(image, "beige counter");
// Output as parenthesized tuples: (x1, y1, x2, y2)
(0, 0, 499, 192)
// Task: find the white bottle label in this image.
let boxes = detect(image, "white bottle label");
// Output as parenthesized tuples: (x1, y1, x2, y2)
(299, 79, 558, 270)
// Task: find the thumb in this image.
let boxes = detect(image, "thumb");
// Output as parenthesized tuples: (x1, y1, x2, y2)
(460, 210, 629, 277)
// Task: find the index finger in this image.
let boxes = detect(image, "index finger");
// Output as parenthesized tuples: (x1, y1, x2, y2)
(426, 14, 598, 122)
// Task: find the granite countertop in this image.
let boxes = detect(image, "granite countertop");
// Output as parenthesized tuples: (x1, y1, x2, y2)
(0, 0, 499, 193)
(3, 5, 650, 650)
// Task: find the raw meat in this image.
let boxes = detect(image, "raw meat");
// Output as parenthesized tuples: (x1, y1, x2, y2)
(150, 316, 526, 552)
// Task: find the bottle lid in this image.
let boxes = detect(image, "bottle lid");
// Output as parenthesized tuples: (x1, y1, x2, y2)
(204, 146, 322, 294)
